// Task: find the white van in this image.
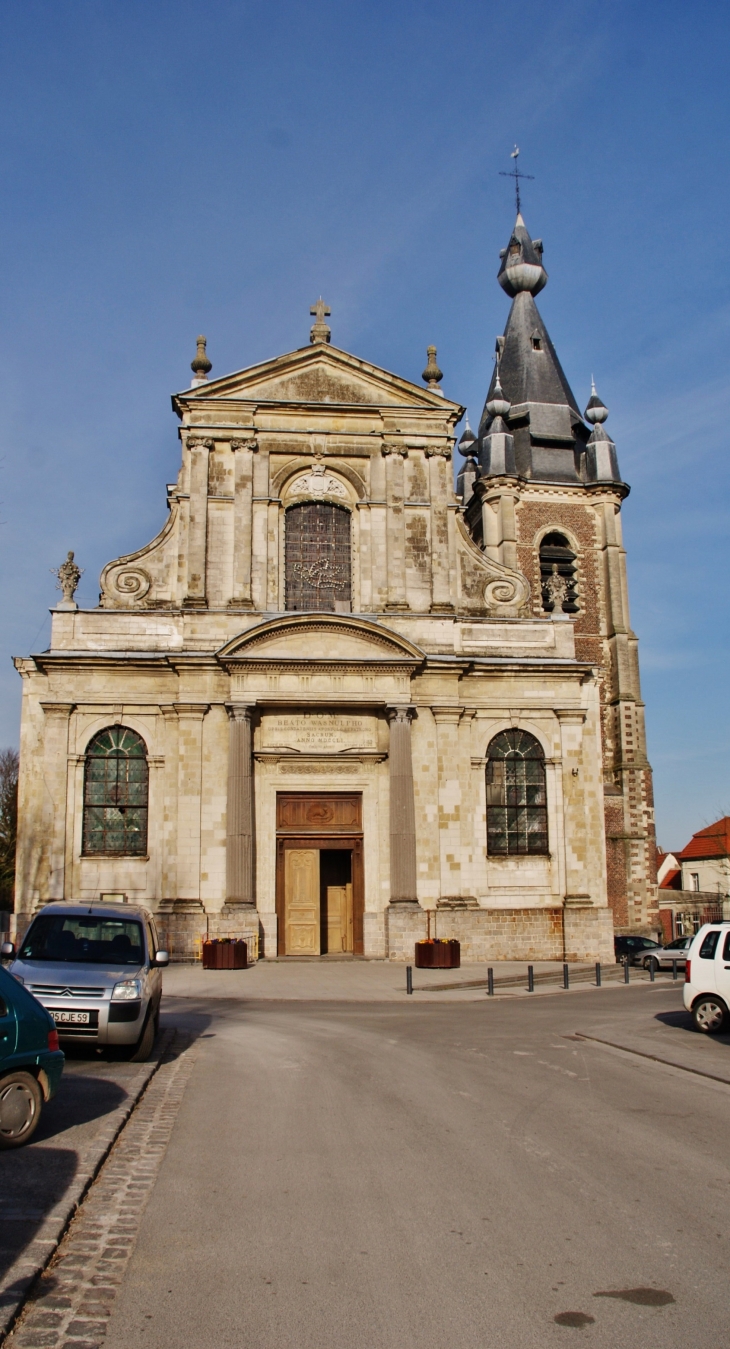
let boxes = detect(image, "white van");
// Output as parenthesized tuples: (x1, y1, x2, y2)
(683, 922, 730, 1033)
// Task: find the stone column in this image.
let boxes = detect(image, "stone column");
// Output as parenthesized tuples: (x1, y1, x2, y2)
(387, 705, 418, 903)
(225, 703, 256, 904)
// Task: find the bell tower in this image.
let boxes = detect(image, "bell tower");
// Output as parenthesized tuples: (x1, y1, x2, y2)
(459, 212, 658, 935)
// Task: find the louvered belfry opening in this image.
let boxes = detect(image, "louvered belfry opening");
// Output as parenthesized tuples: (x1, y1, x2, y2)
(285, 502, 351, 611)
(539, 531, 578, 613)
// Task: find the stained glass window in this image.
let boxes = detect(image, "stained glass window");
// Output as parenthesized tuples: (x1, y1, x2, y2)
(486, 729, 548, 856)
(82, 727, 149, 856)
(285, 502, 351, 612)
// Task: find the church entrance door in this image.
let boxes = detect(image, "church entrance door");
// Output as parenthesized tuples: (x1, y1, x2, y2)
(276, 793, 363, 957)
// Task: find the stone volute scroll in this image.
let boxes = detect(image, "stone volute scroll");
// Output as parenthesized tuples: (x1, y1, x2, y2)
(53, 551, 83, 610)
(225, 703, 256, 905)
(386, 705, 419, 905)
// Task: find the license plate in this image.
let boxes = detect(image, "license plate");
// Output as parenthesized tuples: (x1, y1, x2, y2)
(50, 1010, 90, 1025)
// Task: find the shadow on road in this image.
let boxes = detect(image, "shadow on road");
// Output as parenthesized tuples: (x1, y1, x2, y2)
(654, 1008, 730, 1046)
(0, 1146, 78, 1292)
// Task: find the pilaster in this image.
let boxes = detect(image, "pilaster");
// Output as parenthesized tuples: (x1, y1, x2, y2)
(39, 703, 75, 900)
(386, 705, 419, 904)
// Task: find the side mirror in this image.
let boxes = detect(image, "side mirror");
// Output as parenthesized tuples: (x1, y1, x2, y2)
(1, 942, 15, 959)
(155, 950, 170, 967)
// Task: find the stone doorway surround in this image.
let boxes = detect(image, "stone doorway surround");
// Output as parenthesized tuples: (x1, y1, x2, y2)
(275, 792, 364, 956)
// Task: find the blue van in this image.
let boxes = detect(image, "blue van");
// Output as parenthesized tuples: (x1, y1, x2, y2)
(0, 962, 65, 1148)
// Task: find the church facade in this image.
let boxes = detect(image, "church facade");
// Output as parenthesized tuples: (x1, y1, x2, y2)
(13, 215, 657, 961)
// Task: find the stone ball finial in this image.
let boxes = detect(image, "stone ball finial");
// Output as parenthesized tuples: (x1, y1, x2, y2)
(584, 378, 609, 424)
(191, 335, 212, 386)
(422, 346, 443, 390)
(486, 370, 511, 420)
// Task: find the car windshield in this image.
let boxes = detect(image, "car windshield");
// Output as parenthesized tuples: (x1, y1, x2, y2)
(19, 915, 144, 965)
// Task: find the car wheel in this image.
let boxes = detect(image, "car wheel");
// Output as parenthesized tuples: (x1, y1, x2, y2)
(129, 1011, 156, 1063)
(643, 956, 659, 972)
(692, 996, 729, 1034)
(0, 1071, 43, 1149)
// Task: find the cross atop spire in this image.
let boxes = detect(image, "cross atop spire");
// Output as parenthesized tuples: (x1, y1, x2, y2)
(310, 298, 331, 344)
(499, 145, 534, 217)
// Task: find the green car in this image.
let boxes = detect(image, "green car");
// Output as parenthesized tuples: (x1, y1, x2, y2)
(0, 962, 65, 1148)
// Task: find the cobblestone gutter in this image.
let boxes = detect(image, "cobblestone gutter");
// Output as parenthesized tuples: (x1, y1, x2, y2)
(0, 1032, 196, 1348)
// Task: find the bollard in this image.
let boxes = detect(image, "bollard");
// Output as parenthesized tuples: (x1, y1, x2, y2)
(406, 965, 413, 995)
(487, 967, 494, 997)
(595, 961, 601, 987)
(528, 964, 534, 992)
(624, 956, 630, 984)
(672, 960, 678, 981)
(563, 962, 569, 990)
(649, 959, 655, 982)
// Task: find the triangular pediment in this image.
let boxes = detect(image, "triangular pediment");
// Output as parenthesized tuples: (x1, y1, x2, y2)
(218, 615, 424, 665)
(174, 344, 461, 413)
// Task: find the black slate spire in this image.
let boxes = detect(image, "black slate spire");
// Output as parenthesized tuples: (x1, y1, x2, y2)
(477, 215, 624, 487)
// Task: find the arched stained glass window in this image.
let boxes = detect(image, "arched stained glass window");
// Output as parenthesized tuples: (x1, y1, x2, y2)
(486, 729, 548, 856)
(285, 502, 351, 612)
(82, 727, 149, 856)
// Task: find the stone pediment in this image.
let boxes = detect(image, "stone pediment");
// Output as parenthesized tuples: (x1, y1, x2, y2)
(218, 615, 424, 666)
(173, 345, 461, 412)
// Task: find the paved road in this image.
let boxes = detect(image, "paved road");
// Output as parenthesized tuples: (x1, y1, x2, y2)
(90, 986, 728, 1348)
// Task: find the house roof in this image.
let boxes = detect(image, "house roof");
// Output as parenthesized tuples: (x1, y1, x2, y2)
(659, 869, 681, 890)
(677, 816, 730, 861)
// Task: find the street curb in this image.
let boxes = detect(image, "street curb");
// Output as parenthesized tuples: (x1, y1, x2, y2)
(574, 1032, 730, 1086)
(0, 1029, 173, 1345)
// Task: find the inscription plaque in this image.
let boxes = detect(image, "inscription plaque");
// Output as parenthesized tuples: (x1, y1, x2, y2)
(262, 713, 377, 753)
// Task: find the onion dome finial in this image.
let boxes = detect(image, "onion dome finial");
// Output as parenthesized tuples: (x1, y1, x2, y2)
(422, 345, 443, 391)
(486, 369, 511, 420)
(497, 215, 548, 297)
(458, 415, 477, 457)
(584, 377, 609, 425)
(190, 335, 212, 387)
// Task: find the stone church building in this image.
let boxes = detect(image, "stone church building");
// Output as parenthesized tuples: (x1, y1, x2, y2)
(13, 213, 658, 961)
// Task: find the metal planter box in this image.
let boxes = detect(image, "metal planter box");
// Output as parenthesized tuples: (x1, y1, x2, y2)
(414, 939, 460, 970)
(202, 939, 248, 970)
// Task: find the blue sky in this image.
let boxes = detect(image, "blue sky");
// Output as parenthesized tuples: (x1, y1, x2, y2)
(0, 0, 728, 850)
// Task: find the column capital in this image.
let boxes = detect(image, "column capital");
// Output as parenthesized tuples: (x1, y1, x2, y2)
(385, 704, 416, 725)
(225, 701, 256, 722)
(40, 702, 76, 718)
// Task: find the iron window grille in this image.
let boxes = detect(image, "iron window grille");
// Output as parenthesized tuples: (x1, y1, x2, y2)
(486, 729, 548, 856)
(285, 501, 351, 612)
(82, 726, 149, 856)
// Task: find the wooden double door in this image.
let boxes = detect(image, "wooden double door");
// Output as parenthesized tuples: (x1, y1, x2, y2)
(276, 794, 364, 956)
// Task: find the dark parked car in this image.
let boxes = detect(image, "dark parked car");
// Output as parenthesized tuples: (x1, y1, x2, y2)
(614, 935, 662, 966)
(0, 962, 64, 1148)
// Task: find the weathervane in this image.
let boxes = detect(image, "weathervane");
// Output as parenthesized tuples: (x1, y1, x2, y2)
(499, 146, 534, 216)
